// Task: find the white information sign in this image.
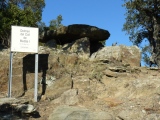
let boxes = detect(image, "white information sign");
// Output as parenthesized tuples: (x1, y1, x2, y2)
(11, 26, 38, 53)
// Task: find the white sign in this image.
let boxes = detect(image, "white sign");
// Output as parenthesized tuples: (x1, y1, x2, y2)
(11, 26, 39, 53)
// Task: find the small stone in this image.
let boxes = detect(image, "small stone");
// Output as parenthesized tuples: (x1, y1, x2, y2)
(16, 104, 35, 113)
(142, 110, 146, 114)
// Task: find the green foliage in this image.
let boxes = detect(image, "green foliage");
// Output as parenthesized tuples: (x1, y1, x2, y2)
(122, 0, 160, 66)
(37, 21, 46, 35)
(123, 0, 157, 45)
(49, 15, 63, 30)
(0, 0, 45, 47)
(39, 41, 46, 46)
(141, 45, 152, 66)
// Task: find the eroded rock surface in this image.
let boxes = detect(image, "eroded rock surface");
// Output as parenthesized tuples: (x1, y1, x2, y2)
(90, 45, 141, 67)
(0, 43, 146, 119)
(1, 24, 156, 119)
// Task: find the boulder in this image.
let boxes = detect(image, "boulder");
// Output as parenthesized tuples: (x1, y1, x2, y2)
(52, 89, 79, 105)
(63, 37, 90, 59)
(15, 104, 36, 113)
(49, 105, 114, 120)
(90, 45, 141, 67)
(41, 24, 110, 45)
(45, 39, 57, 48)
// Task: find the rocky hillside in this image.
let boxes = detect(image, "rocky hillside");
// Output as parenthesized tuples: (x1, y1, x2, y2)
(0, 24, 160, 120)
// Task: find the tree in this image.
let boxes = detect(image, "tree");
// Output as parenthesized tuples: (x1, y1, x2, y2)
(49, 15, 63, 30)
(141, 45, 152, 66)
(38, 15, 64, 43)
(122, 0, 160, 66)
(0, 0, 45, 47)
(37, 21, 46, 35)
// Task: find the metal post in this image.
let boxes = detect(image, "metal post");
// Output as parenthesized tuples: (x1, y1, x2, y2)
(8, 52, 13, 98)
(34, 53, 38, 102)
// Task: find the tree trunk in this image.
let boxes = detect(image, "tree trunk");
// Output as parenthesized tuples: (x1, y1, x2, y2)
(152, 16, 160, 67)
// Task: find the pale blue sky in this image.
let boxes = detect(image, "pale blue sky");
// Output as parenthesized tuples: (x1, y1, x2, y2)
(42, 0, 133, 46)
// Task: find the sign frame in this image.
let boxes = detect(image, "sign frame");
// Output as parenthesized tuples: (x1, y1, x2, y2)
(9, 26, 39, 102)
(11, 26, 38, 53)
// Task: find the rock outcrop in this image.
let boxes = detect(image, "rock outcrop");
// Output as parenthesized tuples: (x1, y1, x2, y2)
(1, 45, 160, 119)
(49, 105, 114, 120)
(63, 37, 90, 59)
(0, 24, 150, 119)
(40, 24, 110, 54)
(90, 45, 141, 66)
(41, 24, 110, 44)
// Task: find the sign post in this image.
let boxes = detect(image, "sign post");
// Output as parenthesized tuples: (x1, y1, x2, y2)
(34, 53, 38, 102)
(9, 26, 39, 102)
(8, 52, 13, 97)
